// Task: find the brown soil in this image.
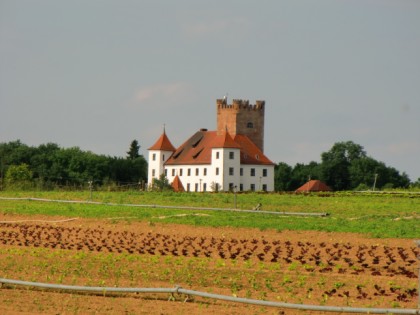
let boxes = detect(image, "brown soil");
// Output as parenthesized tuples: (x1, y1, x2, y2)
(0, 213, 418, 314)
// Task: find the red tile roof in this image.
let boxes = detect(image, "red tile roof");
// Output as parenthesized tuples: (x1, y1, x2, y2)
(165, 129, 274, 166)
(233, 134, 273, 165)
(148, 131, 176, 151)
(295, 180, 332, 192)
(211, 131, 241, 149)
(171, 175, 185, 192)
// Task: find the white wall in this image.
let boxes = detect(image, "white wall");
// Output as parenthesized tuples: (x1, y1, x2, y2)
(153, 149, 275, 192)
(147, 150, 173, 187)
(240, 165, 275, 192)
(166, 164, 215, 192)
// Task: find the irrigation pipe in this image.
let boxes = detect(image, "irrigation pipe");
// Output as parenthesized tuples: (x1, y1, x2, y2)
(0, 197, 328, 217)
(0, 278, 418, 314)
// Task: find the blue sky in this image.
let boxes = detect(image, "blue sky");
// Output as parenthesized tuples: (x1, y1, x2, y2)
(1, 0, 419, 181)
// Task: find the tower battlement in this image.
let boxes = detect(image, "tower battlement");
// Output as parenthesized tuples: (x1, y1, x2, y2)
(216, 98, 266, 152)
(216, 99, 265, 111)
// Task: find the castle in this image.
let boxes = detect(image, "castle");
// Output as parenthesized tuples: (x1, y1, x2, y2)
(147, 98, 275, 192)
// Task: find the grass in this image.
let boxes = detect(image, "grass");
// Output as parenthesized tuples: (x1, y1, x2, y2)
(0, 190, 419, 238)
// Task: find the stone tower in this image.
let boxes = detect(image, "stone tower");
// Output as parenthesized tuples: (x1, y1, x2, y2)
(216, 98, 266, 152)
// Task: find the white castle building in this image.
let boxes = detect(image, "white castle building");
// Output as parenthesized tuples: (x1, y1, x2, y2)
(147, 98, 275, 192)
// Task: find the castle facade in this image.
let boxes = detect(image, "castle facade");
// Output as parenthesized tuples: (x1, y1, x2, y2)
(147, 98, 275, 192)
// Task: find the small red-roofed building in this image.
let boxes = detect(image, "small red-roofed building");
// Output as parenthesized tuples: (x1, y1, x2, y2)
(171, 175, 185, 192)
(295, 180, 332, 192)
(148, 98, 275, 192)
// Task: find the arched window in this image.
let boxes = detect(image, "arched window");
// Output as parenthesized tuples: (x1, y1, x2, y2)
(247, 122, 254, 128)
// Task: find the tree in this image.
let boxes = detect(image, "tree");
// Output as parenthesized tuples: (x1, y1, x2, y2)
(349, 156, 382, 189)
(150, 173, 172, 191)
(321, 141, 410, 190)
(127, 140, 140, 160)
(321, 141, 367, 190)
(289, 162, 321, 191)
(274, 162, 293, 191)
(5, 164, 33, 189)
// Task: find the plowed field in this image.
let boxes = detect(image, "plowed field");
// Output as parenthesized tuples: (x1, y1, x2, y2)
(0, 213, 418, 314)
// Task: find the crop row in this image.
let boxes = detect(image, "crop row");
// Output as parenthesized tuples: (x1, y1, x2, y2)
(0, 222, 418, 280)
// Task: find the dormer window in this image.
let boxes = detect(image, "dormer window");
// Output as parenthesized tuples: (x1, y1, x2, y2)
(247, 122, 254, 128)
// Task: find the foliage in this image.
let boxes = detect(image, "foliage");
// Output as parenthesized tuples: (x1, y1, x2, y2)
(149, 174, 173, 191)
(0, 140, 148, 190)
(126, 140, 140, 160)
(275, 141, 411, 191)
(4, 164, 33, 190)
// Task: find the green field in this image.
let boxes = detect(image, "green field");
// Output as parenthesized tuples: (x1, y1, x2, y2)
(0, 191, 419, 238)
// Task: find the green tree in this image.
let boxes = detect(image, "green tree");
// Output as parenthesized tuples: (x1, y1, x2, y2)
(127, 140, 140, 160)
(321, 141, 366, 190)
(290, 162, 321, 190)
(5, 164, 33, 189)
(150, 173, 172, 191)
(321, 141, 410, 190)
(349, 156, 382, 189)
(274, 162, 293, 191)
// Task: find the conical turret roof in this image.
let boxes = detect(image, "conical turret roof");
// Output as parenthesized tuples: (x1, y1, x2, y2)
(148, 130, 176, 151)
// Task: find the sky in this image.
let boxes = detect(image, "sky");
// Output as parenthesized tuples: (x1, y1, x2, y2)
(1, 0, 419, 181)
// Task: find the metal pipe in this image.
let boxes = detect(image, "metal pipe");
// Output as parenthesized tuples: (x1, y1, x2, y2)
(0, 197, 329, 217)
(0, 278, 418, 314)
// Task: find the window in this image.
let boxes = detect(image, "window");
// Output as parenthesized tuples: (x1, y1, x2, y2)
(239, 184, 243, 191)
(195, 183, 198, 192)
(216, 167, 219, 175)
(263, 169, 267, 177)
(187, 183, 190, 192)
(162, 154, 165, 161)
(179, 169, 183, 176)
(216, 152, 220, 159)
(229, 167, 234, 176)
(240, 168, 243, 176)
(164, 169, 167, 176)
(172, 169, 175, 176)
(250, 168, 255, 176)
(250, 184, 255, 191)
(187, 168, 191, 176)
(152, 153, 156, 161)
(152, 169, 155, 177)
(229, 151, 234, 159)
(195, 168, 199, 176)
(203, 168, 207, 176)
(229, 183, 234, 191)
(262, 184, 267, 191)
(203, 183, 207, 192)
(247, 122, 254, 128)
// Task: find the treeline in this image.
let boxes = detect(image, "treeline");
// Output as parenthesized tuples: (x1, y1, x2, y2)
(275, 141, 415, 191)
(1, 139, 416, 192)
(0, 140, 147, 190)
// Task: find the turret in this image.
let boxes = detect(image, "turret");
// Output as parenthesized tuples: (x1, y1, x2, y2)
(147, 129, 176, 188)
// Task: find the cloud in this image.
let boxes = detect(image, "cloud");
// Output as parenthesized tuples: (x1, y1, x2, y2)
(181, 16, 248, 41)
(129, 82, 193, 108)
